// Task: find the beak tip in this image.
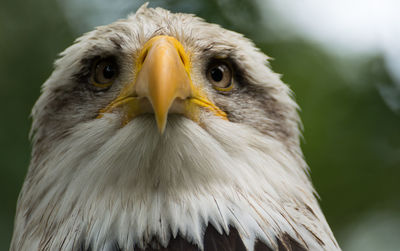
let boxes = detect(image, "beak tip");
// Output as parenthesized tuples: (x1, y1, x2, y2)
(158, 124, 166, 135)
(155, 114, 168, 135)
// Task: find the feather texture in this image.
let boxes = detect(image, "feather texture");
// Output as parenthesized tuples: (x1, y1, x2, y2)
(11, 4, 340, 251)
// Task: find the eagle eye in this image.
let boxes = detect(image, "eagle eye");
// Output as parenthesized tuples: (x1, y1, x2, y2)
(207, 62, 233, 91)
(92, 58, 118, 88)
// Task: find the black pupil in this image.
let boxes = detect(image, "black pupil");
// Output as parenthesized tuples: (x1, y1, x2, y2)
(210, 66, 224, 82)
(103, 64, 115, 79)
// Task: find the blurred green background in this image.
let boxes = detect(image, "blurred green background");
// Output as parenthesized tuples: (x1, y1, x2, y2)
(1, 0, 399, 250)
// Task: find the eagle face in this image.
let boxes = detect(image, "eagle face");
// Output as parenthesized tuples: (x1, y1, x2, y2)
(11, 5, 339, 251)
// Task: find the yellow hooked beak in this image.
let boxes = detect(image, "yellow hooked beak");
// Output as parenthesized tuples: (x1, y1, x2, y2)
(98, 35, 227, 133)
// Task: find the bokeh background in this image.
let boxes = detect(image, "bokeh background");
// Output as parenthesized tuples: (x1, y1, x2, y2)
(1, 0, 400, 250)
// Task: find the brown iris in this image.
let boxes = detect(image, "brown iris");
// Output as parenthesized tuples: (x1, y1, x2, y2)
(92, 58, 118, 88)
(207, 62, 232, 91)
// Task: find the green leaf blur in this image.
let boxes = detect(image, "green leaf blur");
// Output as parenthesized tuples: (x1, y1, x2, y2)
(1, 0, 399, 250)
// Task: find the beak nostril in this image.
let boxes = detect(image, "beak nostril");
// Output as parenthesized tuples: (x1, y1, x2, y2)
(178, 51, 185, 66)
(141, 49, 149, 64)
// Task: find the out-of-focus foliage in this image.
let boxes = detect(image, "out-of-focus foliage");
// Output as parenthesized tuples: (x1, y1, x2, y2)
(0, 0, 75, 248)
(1, 0, 399, 250)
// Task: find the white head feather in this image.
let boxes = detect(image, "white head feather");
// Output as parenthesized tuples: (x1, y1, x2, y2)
(11, 4, 339, 251)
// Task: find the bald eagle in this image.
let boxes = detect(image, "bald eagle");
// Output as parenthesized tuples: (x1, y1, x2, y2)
(11, 4, 340, 251)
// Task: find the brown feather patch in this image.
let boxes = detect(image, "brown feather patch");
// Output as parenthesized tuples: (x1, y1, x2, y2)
(132, 225, 307, 251)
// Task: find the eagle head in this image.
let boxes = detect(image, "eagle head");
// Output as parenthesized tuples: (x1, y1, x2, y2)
(11, 4, 339, 251)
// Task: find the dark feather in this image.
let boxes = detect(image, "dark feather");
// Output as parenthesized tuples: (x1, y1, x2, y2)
(133, 225, 306, 251)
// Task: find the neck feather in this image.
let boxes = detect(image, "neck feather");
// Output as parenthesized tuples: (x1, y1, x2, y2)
(13, 115, 338, 250)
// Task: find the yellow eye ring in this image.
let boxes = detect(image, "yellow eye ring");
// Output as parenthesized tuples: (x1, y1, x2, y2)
(91, 58, 118, 88)
(206, 62, 233, 92)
